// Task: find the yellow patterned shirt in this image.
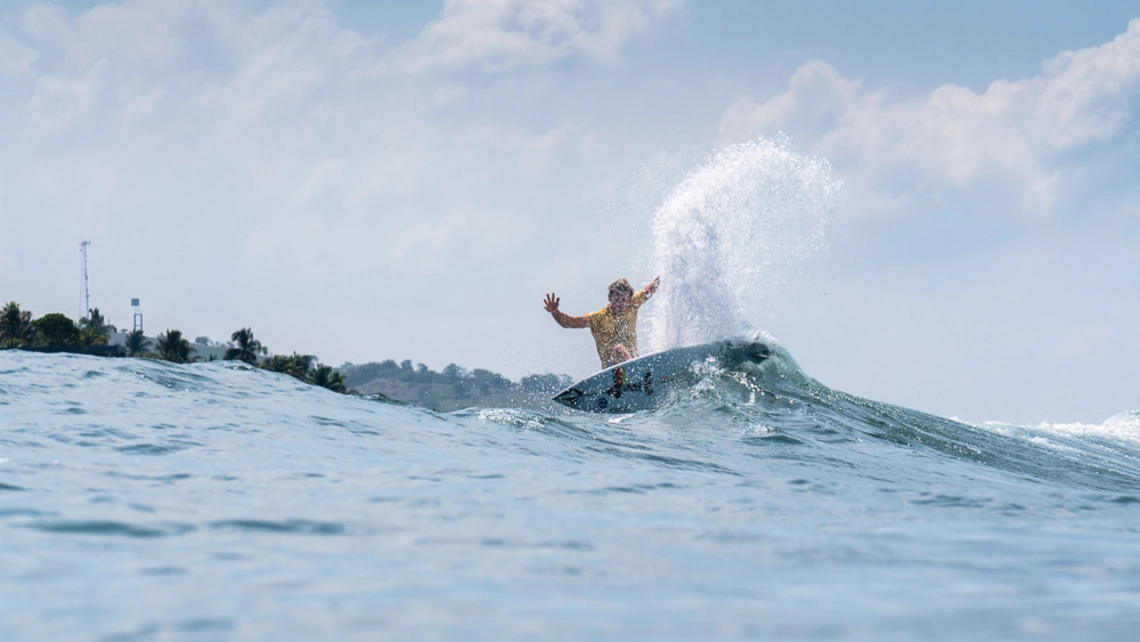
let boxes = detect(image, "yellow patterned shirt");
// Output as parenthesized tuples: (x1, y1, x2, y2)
(585, 290, 648, 368)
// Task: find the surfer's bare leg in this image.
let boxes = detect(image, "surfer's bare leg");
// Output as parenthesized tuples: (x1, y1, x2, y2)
(609, 344, 632, 367)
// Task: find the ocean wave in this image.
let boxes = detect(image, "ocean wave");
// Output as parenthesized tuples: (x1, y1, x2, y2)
(4, 349, 1140, 639)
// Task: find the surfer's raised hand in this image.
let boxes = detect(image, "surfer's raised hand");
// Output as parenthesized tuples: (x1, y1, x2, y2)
(643, 276, 661, 297)
(545, 293, 590, 329)
(544, 293, 561, 313)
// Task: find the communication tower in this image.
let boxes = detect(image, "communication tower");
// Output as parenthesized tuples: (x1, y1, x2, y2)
(132, 298, 143, 333)
(79, 240, 91, 320)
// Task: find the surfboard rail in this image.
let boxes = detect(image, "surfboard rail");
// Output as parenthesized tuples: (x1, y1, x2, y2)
(552, 340, 770, 413)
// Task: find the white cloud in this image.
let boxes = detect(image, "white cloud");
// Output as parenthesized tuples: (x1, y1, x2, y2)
(242, 201, 535, 278)
(21, 0, 187, 66)
(28, 58, 109, 128)
(20, 1, 69, 40)
(390, 205, 533, 269)
(395, 0, 682, 73)
(0, 27, 38, 76)
(0, 1, 608, 283)
(117, 83, 164, 124)
(722, 60, 864, 140)
(721, 18, 1140, 216)
(458, 121, 604, 172)
(201, 2, 371, 119)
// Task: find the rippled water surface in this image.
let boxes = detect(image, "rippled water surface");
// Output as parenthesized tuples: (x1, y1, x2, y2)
(2, 350, 1139, 641)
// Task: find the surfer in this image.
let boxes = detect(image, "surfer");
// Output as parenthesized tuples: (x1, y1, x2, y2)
(544, 276, 660, 369)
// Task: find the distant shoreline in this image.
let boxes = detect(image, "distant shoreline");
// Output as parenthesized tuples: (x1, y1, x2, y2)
(1, 301, 570, 411)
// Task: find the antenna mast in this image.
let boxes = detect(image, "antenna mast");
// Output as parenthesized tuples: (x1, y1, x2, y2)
(79, 240, 91, 320)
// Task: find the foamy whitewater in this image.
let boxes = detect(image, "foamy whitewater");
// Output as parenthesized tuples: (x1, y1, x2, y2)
(3, 140, 1139, 641)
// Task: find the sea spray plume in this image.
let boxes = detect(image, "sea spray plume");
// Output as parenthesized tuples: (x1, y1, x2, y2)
(646, 137, 842, 350)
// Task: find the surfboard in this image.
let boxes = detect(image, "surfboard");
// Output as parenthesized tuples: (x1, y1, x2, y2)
(552, 340, 772, 413)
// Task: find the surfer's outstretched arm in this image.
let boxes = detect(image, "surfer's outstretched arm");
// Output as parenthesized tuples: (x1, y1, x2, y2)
(544, 293, 589, 329)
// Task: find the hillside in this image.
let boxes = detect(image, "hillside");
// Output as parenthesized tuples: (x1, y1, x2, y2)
(343, 360, 572, 412)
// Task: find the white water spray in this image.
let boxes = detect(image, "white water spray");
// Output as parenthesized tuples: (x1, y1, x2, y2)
(646, 137, 842, 351)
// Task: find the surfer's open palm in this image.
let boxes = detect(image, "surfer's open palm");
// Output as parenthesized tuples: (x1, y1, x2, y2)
(544, 293, 561, 313)
(645, 276, 660, 296)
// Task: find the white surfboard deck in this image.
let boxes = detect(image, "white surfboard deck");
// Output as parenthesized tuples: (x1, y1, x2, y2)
(552, 340, 772, 413)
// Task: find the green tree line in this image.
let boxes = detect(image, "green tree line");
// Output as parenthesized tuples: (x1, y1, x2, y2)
(3, 301, 570, 406)
(343, 360, 571, 397)
(0, 302, 347, 394)
(2, 302, 116, 353)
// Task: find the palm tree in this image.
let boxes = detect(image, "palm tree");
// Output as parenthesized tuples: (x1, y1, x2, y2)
(312, 364, 348, 393)
(261, 352, 314, 381)
(155, 329, 196, 363)
(124, 329, 151, 357)
(0, 301, 32, 349)
(79, 307, 115, 347)
(224, 327, 266, 365)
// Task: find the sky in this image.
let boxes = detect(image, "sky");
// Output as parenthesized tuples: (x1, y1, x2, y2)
(1, 0, 1138, 424)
